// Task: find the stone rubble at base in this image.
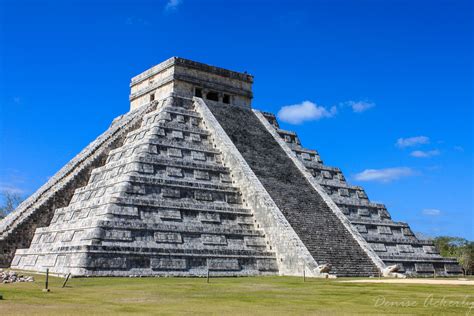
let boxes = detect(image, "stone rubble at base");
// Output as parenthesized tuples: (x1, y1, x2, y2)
(0, 269, 35, 283)
(1, 57, 462, 277)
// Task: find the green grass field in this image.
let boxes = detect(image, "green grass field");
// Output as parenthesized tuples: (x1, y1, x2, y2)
(1, 274, 473, 315)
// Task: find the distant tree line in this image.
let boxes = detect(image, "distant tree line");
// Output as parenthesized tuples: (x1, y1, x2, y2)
(433, 236, 474, 275)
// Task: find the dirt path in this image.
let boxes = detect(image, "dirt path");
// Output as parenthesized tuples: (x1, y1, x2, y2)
(340, 278, 474, 285)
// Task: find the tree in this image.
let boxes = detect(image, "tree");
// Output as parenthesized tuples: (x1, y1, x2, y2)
(434, 236, 474, 275)
(433, 236, 468, 257)
(0, 191, 24, 218)
(458, 243, 474, 276)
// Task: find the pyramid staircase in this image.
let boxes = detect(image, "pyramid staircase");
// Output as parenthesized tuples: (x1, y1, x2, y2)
(10, 97, 278, 276)
(204, 101, 381, 277)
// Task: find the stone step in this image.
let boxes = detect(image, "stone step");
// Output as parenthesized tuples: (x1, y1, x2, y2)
(380, 256, 459, 263)
(363, 234, 433, 245)
(350, 219, 407, 226)
(158, 120, 209, 136)
(96, 220, 265, 237)
(129, 119, 210, 140)
(331, 197, 386, 209)
(164, 106, 202, 118)
(125, 128, 211, 148)
(46, 209, 254, 232)
(109, 137, 219, 157)
(69, 177, 242, 206)
(109, 197, 252, 215)
(86, 245, 276, 258)
(115, 174, 238, 192)
(301, 160, 341, 173)
(89, 160, 231, 185)
(12, 252, 279, 276)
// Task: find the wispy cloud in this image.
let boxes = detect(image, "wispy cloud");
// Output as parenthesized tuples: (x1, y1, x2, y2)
(277, 101, 337, 124)
(396, 136, 430, 148)
(354, 167, 414, 183)
(164, 0, 182, 12)
(422, 208, 441, 216)
(13, 96, 22, 105)
(340, 100, 375, 113)
(0, 183, 25, 194)
(454, 146, 464, 152)
(0, 169, 27, 195)
(410, 149, 440, 158)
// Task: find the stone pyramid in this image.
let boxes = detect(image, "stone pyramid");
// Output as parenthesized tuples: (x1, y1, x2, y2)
(1, 57, 461, 277)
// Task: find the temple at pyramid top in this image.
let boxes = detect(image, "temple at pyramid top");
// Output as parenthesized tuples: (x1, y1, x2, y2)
(129, 57, 254, 110)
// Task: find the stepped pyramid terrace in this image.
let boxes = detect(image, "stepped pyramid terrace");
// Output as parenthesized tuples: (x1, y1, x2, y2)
(0, 57, 461, 277)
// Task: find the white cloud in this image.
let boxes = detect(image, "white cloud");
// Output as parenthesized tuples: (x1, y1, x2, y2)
(454, 146, 464, 152)
(422, 209, 441, 216)
(396, 136, 430, 148)
(164, 0, 182, 12)
(410, 149, 440, 158)
(341, 100, 375, 113)
(277, 101, 337, 124)
(354, 167, 414, 183)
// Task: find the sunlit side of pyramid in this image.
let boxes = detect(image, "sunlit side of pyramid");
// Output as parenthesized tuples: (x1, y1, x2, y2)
(1, 57, 460, 277)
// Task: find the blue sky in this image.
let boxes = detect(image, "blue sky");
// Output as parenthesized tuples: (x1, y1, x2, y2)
(0, 0, 472, 239)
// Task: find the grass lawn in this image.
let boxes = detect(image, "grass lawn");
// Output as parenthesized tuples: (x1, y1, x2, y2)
(1, 273, 473, 315)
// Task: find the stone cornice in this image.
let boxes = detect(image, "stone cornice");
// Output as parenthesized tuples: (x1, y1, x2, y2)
(131, 57, 253, 87)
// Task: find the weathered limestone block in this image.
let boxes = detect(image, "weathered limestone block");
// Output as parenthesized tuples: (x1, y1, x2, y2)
(162, 188, 181, 198)
(370, 243, 387, 252)
(208, 258, 240, 271)
(167, 148, 182, 158)
(397, 244, 414, 253)
(194, 170, 210, 180)
(257, 259, 278, 271)
(194, 191, 213, 201)
(202, 234, 227, 245)
(191, 151, 206, 161)
(151, 258, 187, 270)
(244, 236, 266, 247)
(159, 209, 182, 221)
(105, 230, 133, 241)
(167, 167, 183, 177)
(415, 263, 434, 273)
(199, 212, 220, 223)
(154, 232, 183, 243)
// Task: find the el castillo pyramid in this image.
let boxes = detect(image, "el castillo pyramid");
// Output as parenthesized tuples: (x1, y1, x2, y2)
(0, 57, 461, 277)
